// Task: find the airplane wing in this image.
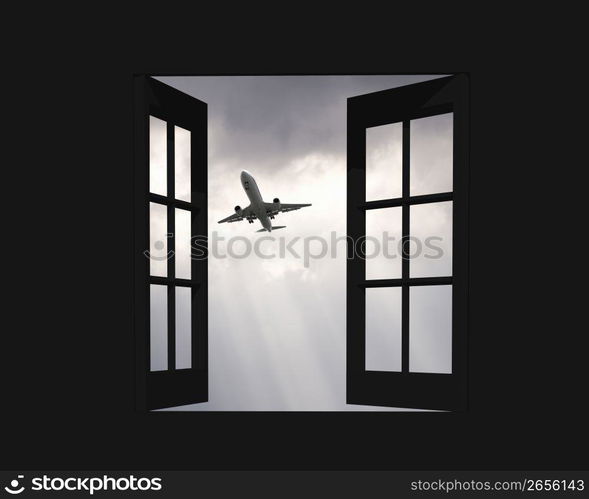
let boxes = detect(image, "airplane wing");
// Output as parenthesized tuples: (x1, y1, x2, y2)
(264, 203, 312, 216)
(218, 205, 254, 224)
(218, 213, 244, 224)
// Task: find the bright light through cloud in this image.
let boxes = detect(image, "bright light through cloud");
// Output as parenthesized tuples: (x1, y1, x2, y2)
(156, 75, 448, 411)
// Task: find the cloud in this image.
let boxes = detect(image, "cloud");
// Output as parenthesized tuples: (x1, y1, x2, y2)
(155, 75, 447, 411)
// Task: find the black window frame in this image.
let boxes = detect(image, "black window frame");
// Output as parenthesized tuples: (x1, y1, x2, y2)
(347, 74, 469, 411)
(134, 76, 208, 411)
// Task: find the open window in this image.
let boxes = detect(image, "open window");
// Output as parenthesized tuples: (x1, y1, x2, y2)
(134, 76, 208, 410)
(347, 75, 469, 410)
(133, 74, 467, 412)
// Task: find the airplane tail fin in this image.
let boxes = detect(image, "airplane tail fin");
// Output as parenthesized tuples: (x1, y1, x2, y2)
(256, 225, 286, 232)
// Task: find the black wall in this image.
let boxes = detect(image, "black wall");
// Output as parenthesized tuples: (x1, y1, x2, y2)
(2, 19, 586, 470)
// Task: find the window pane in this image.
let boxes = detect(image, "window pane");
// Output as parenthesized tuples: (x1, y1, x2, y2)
(149, 116, 167, 196)
(175, 125, 191, 202)
(410, 113, 453, 196)
(365, 207, 402, 280)
(410, 285, 452, 373)
(175, 208, 191, 279)
(150, 284, 168, 371)
(410, 201, 452, 278)
(366, 122, 402, 201)
(365, 287, 402, 371)
(176, 287, 192, 369)
(149, 203, 168, 277)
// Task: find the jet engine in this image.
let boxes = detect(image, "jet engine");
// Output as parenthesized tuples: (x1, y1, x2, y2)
(234, 205, 243, 216)
(273, 198, 281, 211)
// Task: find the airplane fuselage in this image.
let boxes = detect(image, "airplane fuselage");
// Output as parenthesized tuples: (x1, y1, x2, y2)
(241, 170, 272, 231)
(218, 170, 309, 230)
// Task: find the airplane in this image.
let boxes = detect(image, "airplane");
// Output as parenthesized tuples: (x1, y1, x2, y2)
(218, 170, 311, 232)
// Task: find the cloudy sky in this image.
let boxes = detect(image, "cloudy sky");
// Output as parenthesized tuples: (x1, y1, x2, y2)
(155, 75, 452, 411)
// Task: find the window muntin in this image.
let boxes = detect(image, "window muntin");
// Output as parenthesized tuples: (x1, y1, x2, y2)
(364, 112, 454, 375)
(148, 115, 195, 374)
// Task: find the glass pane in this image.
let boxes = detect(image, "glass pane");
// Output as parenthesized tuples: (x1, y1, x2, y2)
(365, 287, 402, 371)
(176, 287, 192, 369)
(366, 122, 402, 201)
(365, 207, 402, 280)
(149, 116, 167, 196)
(410, 201, 452, 278)
(410, 113, 453, 196)
(410, 285, 452, 373)
(150, 284, 168, 371)
(175, 208, 191, 279)
(149, 203, 168, 277)
(175, 125, 191, 202)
